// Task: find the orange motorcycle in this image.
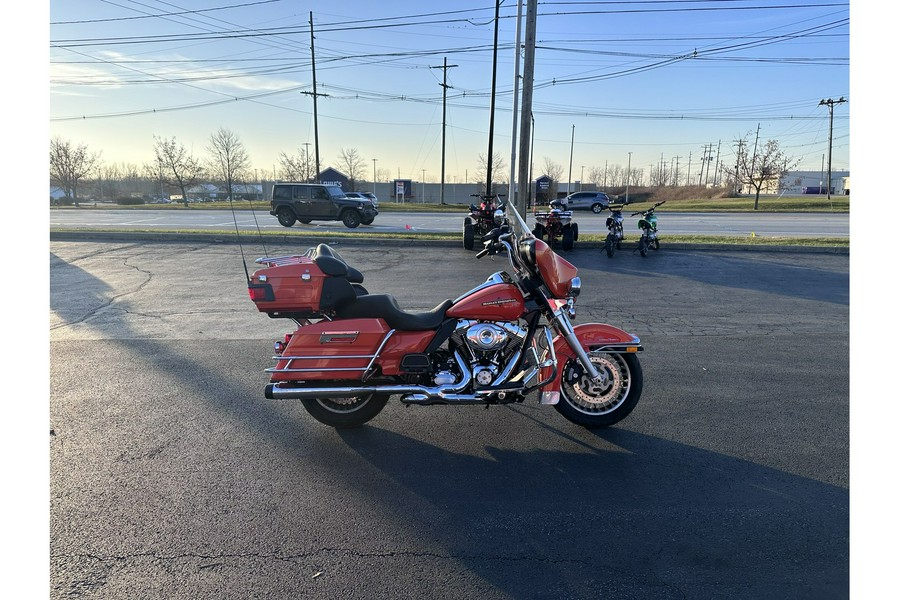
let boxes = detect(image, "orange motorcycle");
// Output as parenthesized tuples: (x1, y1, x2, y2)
(248, 203, 644, 429)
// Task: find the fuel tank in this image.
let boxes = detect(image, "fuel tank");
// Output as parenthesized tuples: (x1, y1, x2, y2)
(446, 283, 525, 321)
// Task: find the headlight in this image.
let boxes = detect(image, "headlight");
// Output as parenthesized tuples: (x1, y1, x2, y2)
(568, 276, 582, 297)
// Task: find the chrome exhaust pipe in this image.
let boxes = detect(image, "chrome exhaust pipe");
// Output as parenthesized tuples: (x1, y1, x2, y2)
(265, 351, 473, 401)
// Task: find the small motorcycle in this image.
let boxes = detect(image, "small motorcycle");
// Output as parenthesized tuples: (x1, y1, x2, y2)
(464, 193, 504, 250)
(602, 205, 625, 258)
(247, 202, 644, 430)
(632, 200, 666, 257)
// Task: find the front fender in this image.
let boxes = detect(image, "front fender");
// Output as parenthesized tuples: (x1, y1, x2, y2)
(540, 323, 643, 393)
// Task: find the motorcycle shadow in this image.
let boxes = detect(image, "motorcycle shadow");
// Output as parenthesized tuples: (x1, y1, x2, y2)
(334, 414, 847, 598)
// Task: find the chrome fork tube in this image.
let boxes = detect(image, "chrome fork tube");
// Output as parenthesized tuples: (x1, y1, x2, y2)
(551, 309, 602, 381)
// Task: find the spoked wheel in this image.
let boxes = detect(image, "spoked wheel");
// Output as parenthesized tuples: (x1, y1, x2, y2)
(554, 352, 643, 428)
(604, 234, 616, 258)
(300, 393, 390, 428)
(639, 236, 649, 257)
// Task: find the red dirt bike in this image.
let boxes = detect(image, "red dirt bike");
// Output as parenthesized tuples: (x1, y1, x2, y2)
(247, 203, 644, 429)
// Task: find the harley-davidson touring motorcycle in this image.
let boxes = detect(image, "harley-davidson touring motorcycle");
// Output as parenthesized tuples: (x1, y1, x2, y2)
(247, 203, 644, 429)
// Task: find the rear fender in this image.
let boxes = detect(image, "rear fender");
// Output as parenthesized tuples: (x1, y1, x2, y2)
(540, 323, 642, 393)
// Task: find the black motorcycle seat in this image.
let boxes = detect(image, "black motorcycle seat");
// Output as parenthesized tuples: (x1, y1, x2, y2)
(311, 243, 364, 284)
(335, 294, 453, 331)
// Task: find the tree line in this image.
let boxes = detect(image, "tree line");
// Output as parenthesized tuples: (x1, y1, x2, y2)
(50, 127, 797, 209)
(49, 127, 373, 207)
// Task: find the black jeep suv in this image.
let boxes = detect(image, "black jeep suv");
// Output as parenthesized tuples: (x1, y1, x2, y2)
(270, 183, 378, 229)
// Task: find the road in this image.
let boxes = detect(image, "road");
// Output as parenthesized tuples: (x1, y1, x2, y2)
(50, 207, 850, 238)
(50, 240, 849, 599)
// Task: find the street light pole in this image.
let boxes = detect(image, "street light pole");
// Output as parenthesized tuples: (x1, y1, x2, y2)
(625, 152, 632, 204)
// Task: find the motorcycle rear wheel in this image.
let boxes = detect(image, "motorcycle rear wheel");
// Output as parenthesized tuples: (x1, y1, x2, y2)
(300, 393, 390, 428)
(555, 353, 643, 428)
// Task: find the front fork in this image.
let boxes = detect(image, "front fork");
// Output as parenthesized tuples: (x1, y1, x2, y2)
(539, 308, 643, 404)
(539, 308, 604, 405)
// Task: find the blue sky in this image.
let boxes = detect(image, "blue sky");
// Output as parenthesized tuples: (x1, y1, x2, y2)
(47, 0, 850, 185)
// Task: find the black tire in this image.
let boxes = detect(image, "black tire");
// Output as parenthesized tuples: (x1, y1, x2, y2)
(463, 222, 475, 250)
(572, 222, 579, 242)
(298, 218, 312, 224)
(639, 236, 648, 257)
(361, 216, 375, 225)
(342, 210, 362, 229)
(276, 207, 296, 227)
(561, 225, 574, 251)
(532, 223, 545, 241)
(605, 234, 615, 258)
(591, 203, 604, 214)
(300, 393, 390, 428)
(554, 353, 643, 428)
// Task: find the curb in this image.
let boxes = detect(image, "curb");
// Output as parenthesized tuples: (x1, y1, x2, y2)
(49, 230, 849, 255)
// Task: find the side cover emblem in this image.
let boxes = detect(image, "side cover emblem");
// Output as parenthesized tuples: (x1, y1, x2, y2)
(320, 332, 359, 343)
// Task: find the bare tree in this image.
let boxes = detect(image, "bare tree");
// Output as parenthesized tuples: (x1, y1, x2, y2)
(278, 146, 314, 182)
(206, 127, 250, 201)
(335, 148, 365, 191)
(153, 136, 204, 207)
(474, 153, 508, 192)
(376, 167, 392, 184)
(726, 133, 799, 209)
(49, 136, 102, 206)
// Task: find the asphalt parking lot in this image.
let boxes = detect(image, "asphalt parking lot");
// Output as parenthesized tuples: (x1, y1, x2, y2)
(49, 239, 849, 599)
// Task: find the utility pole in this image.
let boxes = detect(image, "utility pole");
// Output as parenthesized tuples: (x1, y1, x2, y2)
(308, 12, 323, 183)
(712, 140, 721, 186)
(508, 0, 524, 207)
(302, 142, 311, 181)
(431, 58, 457, 204)
(686, 152, 691, 187)
(485, 0, 501, 196)
(372, 158, 377, 197)
(819, 97, 847, 200)
(625, 151, 632, 204)
(516, 0, 538, 217)
(567, 125, 575, 197)
(734, 139, 744, 195)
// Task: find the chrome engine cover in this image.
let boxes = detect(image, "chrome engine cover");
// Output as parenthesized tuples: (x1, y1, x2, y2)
(465, 323, 510, 351)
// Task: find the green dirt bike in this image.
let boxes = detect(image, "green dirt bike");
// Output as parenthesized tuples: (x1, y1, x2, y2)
(631, 201, 665, 257)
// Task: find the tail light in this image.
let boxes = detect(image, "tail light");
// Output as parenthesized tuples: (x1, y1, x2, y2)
(274, 333, 293, 355)
(248, 283, 275, 302)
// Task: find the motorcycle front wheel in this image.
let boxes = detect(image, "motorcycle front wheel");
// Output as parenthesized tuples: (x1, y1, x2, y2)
(300, 393, 390, 428)
(604, 233, 616, 258)
(639, 236, 648, 257)
(555, 352, 643, 428)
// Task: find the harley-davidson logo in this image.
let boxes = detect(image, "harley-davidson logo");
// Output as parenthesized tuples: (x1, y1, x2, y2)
(482, 298, 518, 306)
(320, 332, 359, 343)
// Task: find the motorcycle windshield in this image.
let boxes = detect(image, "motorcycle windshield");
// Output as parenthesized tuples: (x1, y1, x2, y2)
(503, 202, 533, 242)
